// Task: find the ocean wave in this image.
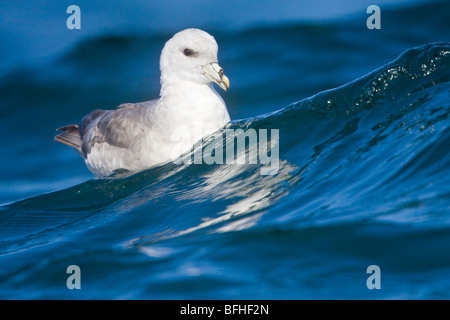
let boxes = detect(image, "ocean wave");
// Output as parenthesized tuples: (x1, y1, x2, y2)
(2, 42, 448, 249)
(0, 33, 449, 298)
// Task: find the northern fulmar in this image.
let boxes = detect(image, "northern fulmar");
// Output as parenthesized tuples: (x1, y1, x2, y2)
(55, 29, 230, 177)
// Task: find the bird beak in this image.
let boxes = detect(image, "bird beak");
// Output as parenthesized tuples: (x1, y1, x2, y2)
(202, 62, 230, 91)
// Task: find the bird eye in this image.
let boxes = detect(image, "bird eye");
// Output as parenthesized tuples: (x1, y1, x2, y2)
(183, 48, 193, 56)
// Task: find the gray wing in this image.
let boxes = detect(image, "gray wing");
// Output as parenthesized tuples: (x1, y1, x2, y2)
(54, 124, 84, 155)
(80, 102, 154, 157)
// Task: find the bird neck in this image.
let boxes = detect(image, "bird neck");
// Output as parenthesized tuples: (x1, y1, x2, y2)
(160, 74, 208, 96)
(154, 78, 230, 138)
(159, 78, 223, 112)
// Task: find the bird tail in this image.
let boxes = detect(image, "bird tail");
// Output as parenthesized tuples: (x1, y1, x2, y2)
(55, 124, 84, 156)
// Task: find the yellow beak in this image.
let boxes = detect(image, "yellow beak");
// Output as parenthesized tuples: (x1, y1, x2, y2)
(202, 62, 230, 91)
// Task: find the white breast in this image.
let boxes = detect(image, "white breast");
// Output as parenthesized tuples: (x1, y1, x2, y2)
(84, 82, 230, 177)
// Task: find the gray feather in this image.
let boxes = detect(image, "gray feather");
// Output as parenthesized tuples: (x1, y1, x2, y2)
(55, 100, 157, 159)
(54, 124, 83, 156)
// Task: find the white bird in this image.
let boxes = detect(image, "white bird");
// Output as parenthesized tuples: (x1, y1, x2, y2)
(55, 28, 231, 177)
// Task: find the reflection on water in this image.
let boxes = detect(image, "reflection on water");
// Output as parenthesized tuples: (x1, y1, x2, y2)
(124, 129, 299, 249)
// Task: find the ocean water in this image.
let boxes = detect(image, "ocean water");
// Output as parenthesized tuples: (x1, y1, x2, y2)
(0, 1, 449, 299)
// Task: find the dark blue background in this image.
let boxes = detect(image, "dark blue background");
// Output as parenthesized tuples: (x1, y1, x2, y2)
(0, 0, 449, 299)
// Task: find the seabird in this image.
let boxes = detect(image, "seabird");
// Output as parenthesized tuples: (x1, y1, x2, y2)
(55, 28, 231, 177)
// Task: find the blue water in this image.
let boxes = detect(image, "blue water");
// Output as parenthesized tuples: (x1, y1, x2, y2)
(0, 1, 449, 299)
